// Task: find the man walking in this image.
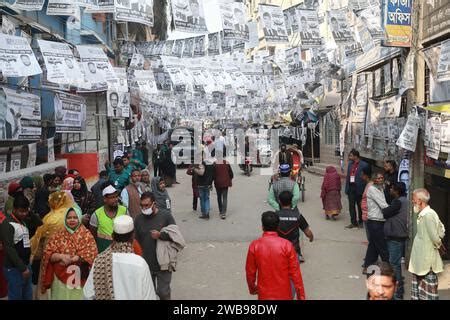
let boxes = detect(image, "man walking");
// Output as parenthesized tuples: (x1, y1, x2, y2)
(245, 211, 306, 300)
(120, 169, 143, 220)
(135, 192, 180, 300)
(83, 215, 156, 300)
(409, 188, 445, 300)
(345, 149, 369, 229)
(195, 160, 215, 219)
(213, 159, 233, 219)
(268, 164, 300, 211)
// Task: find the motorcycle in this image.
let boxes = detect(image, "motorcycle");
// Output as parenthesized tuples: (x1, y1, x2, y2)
(239, 156, 253, 176)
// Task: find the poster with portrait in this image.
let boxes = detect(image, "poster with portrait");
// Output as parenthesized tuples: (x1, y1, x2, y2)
(0, 34, 42, 77)
(47, 0, 77, 16)
(107, 90, 130, 118)
(171, 0, 208, 33)
(310, 46, 329, 68)
(426, 116, 442, 160)
(328, 9, 355, 45)
(77, 45, 116, 92)
(208, 32, 220, 55)
(54, 92, 87, 133)
(437, 39, 450, 82)
(114, 0, 154, 26)
(357, 19, 375, 53)
(85, 0, 115, 13)
(107, 67, 128, 92)
(220, 32, 232, 53)
(37, 39, 83, 87)
(10, 148, 21, 172)
(349, 0, 379, 11)
(259, 4, 289, 44)
(1, 88, 41, 140)
(171, 39, 184, 58)
(285, 5, 300, 34)
(219, 0, 249, 42)
(360, 5, 385, 40)
(133, 70, 158, 94)
(183, 37, 195, 58)
(12, 0, 45, 11)
(27, 142, 36, 168)
(193, 36, 206, 57)
(297, 9, 322, 48)
(440, 113, 450, 153)
(285, 47, 303, 76)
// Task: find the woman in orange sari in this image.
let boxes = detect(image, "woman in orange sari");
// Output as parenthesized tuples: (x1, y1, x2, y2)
(41, 206, 97, 300)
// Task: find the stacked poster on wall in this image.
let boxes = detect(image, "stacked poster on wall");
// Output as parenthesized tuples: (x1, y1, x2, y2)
(0, 34, 42, 77)
(77, 45, 116, 92)
(27, 143, 36, 168)
(114, 0, 154, 26)
(171, 0, 208, 33)
(437, 39, 450, 82)
(12, 0, 45, 11)
(54, 92, 87, 133)
(219, 0, 249, 42)
(384, 0, 412, 47)
(47, 0, 78, 16)
(259, 4, 289, 44)
(297, 9, 322, 48)
(328, 8, 355, 45)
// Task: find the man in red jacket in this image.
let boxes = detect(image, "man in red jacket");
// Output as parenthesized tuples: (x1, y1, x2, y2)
(245, 211, 306, 300)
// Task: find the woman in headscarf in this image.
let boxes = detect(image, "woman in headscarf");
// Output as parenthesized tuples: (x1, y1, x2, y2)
(31, 191, 74, 299)
(140, 169, 152, 192)
(41, 206, 98, 300)
(71, 176, 96, 226)
(320, 166, 342, 220)
(150, 176, 172, 212)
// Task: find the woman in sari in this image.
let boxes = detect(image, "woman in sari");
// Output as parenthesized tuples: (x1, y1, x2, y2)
(71, 176, 96, 226)
(320, 166, 342, 220)
(41, 206, 98, 300)
(151, 176, 172, 212)
(31, 191, 74, 299)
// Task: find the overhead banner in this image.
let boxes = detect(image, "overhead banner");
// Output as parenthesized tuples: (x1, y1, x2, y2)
(219, 1, 249, 42)
(85, 0, 115, 13)
(107, 90, 130, 118)
(328, 8, 355, 45)
(54, 92, 87, 133)
(0, 34, 42, 77)
(437, 39, 450, 82)
(297, 9, 322, 48)
(37, 39, 83, 86)
(171, 0, 208, 33)
(259, 4, 289, 44)
(47, 0, 77, 16)
(384, 0, 412, 47)
(12, 0, 45, 11)
(1, 88, 41, 140)
(77, 45, 116, 91)
(114, 0, 154, 26)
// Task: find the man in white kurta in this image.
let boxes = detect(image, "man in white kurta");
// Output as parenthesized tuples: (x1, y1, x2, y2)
(83, 215, 157, 300)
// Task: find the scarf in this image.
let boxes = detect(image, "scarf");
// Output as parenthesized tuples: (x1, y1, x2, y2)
(93, 241, 133, 300)
(151, 176, 171, 210)
(71, 176, 88, 199)
(41, 207, 98, 292)
(321, 166, 341, 198)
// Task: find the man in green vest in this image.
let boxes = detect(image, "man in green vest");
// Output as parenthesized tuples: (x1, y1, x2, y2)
(89, 185, 128, 253)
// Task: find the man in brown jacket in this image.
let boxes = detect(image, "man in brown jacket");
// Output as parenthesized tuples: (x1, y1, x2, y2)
(120, 169, 143, 219)
(213, 160, 233, 219)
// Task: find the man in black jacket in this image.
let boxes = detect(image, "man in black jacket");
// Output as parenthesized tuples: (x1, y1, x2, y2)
(381, 182, 408, 300)
(195, 160, 215, 219)
(383, 160, 398, 204)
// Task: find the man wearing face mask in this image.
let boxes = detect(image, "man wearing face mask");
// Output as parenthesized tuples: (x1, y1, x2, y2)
(134, 192, 177, 300)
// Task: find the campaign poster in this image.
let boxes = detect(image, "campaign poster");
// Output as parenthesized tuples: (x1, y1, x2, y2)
(208, 32, 220, 56)
(297, 9, 323, 48)
(54, 92, 87, 133)
(259, 4, 289, 44)
(0, 34, 42, 77)
(384, 0, 412, 47)
(114, 0, 154, 26)
(219, 0, 249, 42)
(107, 90, 130, 118)
(171, 0, 208, 33)
(328, 8, 355, 45)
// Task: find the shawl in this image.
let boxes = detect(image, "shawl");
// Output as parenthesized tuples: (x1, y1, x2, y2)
(41, 207, 98, 293)
(71, 176, 88, 199)
(321, 166, 341, 199)
(151, 177, 171, 210)
(93, 241, 133, 300)
(31, 191, 74, 258)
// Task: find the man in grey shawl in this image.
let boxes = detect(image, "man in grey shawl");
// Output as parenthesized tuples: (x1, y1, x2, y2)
(151, 177, 172, 212)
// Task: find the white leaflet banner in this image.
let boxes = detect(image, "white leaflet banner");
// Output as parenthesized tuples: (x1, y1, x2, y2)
(85, 0, 115, 13)
(437, 39, 450, 82)
(183, 37, 195, 58)
(12, 0, 45, 11)
(426, 116, 442, 160)
(297, 9, 322, 48)
(77, 0, 99, 9)
(107, 67, 128, 92)
(349, 0, 379, 11)
(37, 39, 83, 86)
(133, 69, 158, 94)
(219, 0, 249, 42)
(2, 16, 16, 36)
(440, 113, 450, 153)
(107, 90, 130, 118)
(0, 34, 42, 77)
(328, 8, 355, 45)
(359, 5, 384, 40)
(77, 45, 116, 91)
(27, 142, 36, 168)
(259, 4, 289, 44)
(114, 0, 154, 27)
(396, 113, 420, 152)
(48, 137, 55, 162)
(285, 47, 303, 75)
(369, 95, 401, 119)
(171, 0, 208, 33)
(47, 0, 77, 16)
(193, 36, 206, 57)
(54, 92, 87, 133)
(2, 88, 41, 140)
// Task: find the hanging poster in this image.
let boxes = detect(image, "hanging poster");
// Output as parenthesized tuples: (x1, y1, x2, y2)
(0, 34, 42, 77)
(12, 0, 45, 11)
(171, 0, 208, 33)
(285, 47, 303, 76)
(85, 0, 115, 13)
(48, 137, 55, 162)
(437, 39, 450, 82)
(426, 116, 442, 159)
(259, 4, 289, 44)
(163, 41, 174, 56)
(384, 0, 412, 47)
(297, 9, 322, 48)
(328, 8, 355, 45)
(77, 0, 99, 9)
(357, 19, 375, 53)
(47, 0, 77, 16)
(349, 0, 379, 11)
(245, 21, 259, 50)
(107, 90, 130, 118)
(1, 88, 41, 140)
(77, 45, 116, 92)
(285, 5, 300, 34)
(193, 36, 206, 57)
(54, 92, 87, 133)
(114, 0, 154, 26)
(440, 113, 450, 153)
(392, 59, 400, 89)
(310, 46, 329, 68)
(208, 33, 220, 55)
(374, 68, 381, 96)
(183, 37, 195, 58)
(359, 5, 385, 40)
(37, 39, 83, 87)
(220, 32, 232, 53)
(133, 70, 158, 94)
(396, 111, 419, 152)
(219, 0, 249, 42)
(10, 148, 21, 171)
(283, 8, 291, 36)
(1, 16, 16, 36)
(369, 95, 402, 119)
(27, 142, 36, 168)
(107, 67, 128, 92)
(344, 42, 364, 58)
(352, 74, 368, 122)
(172, 39, 184, 58)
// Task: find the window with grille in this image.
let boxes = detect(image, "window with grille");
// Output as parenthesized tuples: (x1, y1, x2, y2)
(324, 118, 339, 145)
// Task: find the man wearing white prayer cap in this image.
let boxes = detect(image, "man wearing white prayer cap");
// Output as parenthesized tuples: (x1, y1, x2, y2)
(84, 215, 157, 300)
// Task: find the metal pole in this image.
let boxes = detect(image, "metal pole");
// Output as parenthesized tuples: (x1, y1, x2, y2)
(310, 128, 314, 166)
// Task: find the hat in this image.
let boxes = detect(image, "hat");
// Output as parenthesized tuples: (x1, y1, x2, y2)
(279, 164, 291, 173)
(8, 182, 22, 196)
(113, 215, 134, 234)
(20, 176, 34, 189)
(102, 185, 118, 196)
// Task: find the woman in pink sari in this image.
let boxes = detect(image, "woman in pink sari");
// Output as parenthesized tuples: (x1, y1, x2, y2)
(320, 166, 342, 220)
